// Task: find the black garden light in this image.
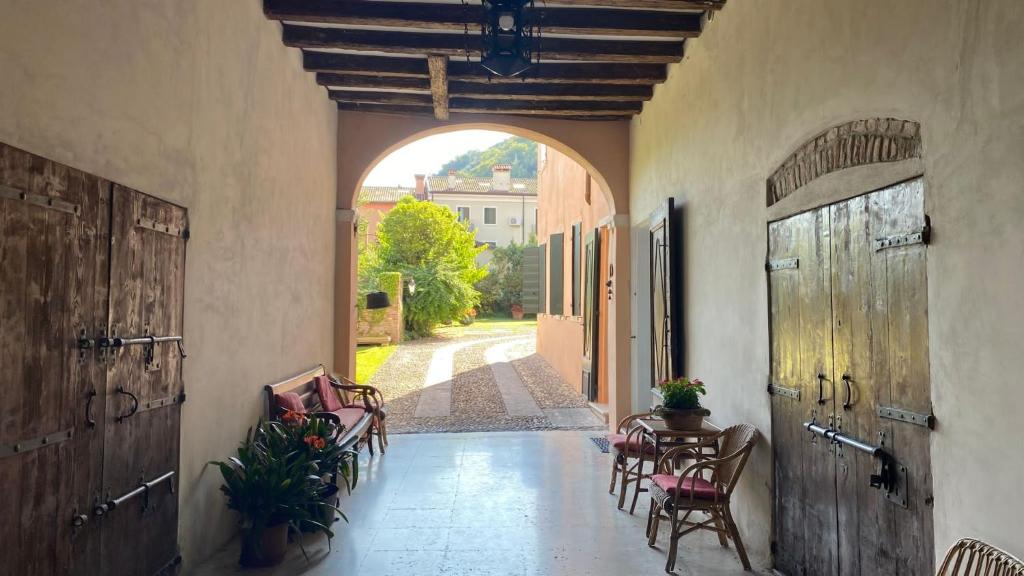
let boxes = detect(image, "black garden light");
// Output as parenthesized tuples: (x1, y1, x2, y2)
(365, 291, 391, 310)
(481, 0, 535, 77)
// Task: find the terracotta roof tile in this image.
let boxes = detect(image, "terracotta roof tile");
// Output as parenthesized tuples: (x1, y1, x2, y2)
(359, 186, 416, 204)
(426, 175, 537, 196)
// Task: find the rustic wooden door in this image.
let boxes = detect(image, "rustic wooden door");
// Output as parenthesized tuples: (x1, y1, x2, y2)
(768, 207, 839, 576)
(0, 144, 111, 576)
(649, 198, 680, 386)
(0, 143, 185, 576)
(581, 228, 601, 401)
(99, 185, 187, 576)
(769, 178, 934, 575)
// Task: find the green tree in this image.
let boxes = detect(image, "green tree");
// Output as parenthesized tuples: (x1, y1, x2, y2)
(475, 239, 535, 316)
(372, 197, 487, 337)
(437, 136, 537, 178)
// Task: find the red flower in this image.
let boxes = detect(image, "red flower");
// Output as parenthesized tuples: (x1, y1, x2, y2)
(304, 435, 326, 450)
(282, 409, 307, 426)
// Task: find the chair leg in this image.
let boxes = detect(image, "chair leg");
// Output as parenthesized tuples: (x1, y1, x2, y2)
(724, 507, 752, 571)
(375, 417, 386, 454)
(712, 510, 729, 548)
(366, 428, 375, 456)
(628, 455, 646, 515)
(617, 459, 632, 509)
(609, 455, 619, 495)
(666, 515, 680, 573)
(647, 501, 661, 546)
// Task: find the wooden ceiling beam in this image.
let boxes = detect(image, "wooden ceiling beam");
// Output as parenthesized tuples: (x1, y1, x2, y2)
(319, 76, 653, 101)
(305, 52, 667, 85)
(331, 94, 642, 115)
(265, 0, 702, 38)
(336, 101, 632, 121)
(427, 55, 450, 121)
(283, 25, 684, 63)
(541, 0, 724, 9)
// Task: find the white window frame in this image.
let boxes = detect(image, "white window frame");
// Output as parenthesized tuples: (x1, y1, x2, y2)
(456, 206, 471, 222)
(483, 206, 498, 226)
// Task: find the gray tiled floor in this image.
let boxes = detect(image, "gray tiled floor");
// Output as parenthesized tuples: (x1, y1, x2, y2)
(190, 431, 761, 576)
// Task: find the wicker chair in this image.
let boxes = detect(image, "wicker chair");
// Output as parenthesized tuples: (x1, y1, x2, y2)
(936, 538, 1024, 576)
(646, 423, 759, 573)
(607, 412, 657, 511)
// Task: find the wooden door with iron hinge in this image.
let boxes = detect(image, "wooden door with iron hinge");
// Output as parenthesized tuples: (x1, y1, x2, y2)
(0, 143, 187, 576)
(768, 177, 934, 575)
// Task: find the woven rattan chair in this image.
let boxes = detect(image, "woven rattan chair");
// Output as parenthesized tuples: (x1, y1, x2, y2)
(936, 538, 1024, 576)
(607, 412, 657, 511)
(646, 423, 759, 573)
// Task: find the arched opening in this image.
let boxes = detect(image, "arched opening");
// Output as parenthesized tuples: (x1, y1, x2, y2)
(349, 127, 619, 433)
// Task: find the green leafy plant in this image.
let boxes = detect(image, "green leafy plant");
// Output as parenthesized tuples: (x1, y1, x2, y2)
(436, 136, 538, 178)
(211, 414, 356, 564)
(475, 241, 533, 316)
(657, 377, 706, 411)
(370, 197, 487, 337)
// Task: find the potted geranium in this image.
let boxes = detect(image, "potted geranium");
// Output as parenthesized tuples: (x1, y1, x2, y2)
(654, 377, 709, 431)
(511, 303, 525, 320)
(211, 414, 347, 567)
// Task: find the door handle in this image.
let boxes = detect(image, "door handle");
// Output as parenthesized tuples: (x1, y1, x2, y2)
(816, 373, 827, 405)
(842, 374, 853, 411)
(85, 389, 97, 428)
(115, 386, 139, 423)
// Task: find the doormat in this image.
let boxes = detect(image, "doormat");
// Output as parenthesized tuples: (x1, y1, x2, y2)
(590, 436, 609, 453)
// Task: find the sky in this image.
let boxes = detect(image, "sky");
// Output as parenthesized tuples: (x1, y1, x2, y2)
(363, 129, 514, 188)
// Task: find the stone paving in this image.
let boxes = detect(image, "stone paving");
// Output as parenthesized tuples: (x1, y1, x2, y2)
(366, 323, 605, 434)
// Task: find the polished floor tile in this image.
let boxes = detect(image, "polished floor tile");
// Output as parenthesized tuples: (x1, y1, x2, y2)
(190, 431, 763, 575)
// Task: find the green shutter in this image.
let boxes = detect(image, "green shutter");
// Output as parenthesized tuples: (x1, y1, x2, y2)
(571, 223, 581, 316)
(549, 233, 565, 315)
(539, 242, 547, 314)
(522, 246, 541, 314)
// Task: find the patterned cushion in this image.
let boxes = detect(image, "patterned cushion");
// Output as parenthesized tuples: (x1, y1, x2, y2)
(329, 407, 367, 432)
(275, 392, 306, 414)
(315, 375, 345, 412)
(651, 474, 720, 501)
(607, 433, 655, 454)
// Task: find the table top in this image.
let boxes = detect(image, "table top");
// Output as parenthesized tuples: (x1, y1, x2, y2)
(635, 417, 721, 438)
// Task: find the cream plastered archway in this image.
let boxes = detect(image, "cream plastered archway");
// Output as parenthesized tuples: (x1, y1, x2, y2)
(334, 111, 633, 428)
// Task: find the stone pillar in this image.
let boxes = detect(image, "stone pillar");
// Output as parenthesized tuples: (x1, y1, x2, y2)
(604, 216, 633, 430)
(334, 209, 358, 378)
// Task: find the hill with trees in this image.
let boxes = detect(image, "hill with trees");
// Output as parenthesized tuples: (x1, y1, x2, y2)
(436, 136, 537, 178)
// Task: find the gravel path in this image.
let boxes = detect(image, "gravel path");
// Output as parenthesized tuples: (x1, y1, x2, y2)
(366, 323, 604, 434)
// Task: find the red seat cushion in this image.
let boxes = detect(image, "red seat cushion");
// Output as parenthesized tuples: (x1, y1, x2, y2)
(329, 407, 367, 432)
(607, 433, 655, 454)
(275, 392, 306, 414)
(651, 474, 720, 501)
(314, 375, 345, 412)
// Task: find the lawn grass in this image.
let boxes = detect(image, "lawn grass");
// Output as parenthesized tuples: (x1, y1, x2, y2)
(355, 344, 397, 384)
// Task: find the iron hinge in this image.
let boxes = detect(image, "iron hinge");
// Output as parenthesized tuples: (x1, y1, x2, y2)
(874, 219, 930, 251)
(877, 405, 935, 429)
(0, 428, 74, 459)
(767, 384, 801, 400)
(766, 257, 799, 271)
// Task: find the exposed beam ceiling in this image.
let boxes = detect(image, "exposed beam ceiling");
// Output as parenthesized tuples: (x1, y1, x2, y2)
(265, 0, 703, 38)
(265, 0, 727, 119)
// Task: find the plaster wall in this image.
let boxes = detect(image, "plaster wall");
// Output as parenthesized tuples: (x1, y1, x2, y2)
(630, 0, 1024, 567)
(0, 0, 338, 567)
(431, 193, 538, 246)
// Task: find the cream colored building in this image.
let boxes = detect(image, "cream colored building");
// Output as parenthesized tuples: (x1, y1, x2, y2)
(427, 165, 537, 262)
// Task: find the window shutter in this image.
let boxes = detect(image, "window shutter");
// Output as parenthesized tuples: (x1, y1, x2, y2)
(539, 242, 547, 314)
(571, 223, 581, 316)
(549, 233, 565, 315)
(522, 246, 541, 314)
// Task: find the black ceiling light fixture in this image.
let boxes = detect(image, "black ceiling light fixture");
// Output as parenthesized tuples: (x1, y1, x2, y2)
(481, 0, 536, 78)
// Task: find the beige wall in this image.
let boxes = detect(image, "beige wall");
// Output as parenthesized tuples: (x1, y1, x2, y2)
(536, 145, 612, 394)
(432, 194, 538, 246)
(629, 0, 1024, 567)
(0, 0, 338, 567)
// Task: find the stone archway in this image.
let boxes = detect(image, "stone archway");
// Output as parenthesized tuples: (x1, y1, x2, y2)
(334, 111, 633, 427)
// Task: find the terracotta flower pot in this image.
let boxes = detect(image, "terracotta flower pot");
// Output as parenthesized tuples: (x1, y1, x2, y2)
(511, 305, 524, 320)
(239, 521, 289, 568)
(659, 407, 710, 431)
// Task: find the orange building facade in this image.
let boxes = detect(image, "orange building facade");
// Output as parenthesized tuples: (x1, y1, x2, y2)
(535, 144, 612, 413)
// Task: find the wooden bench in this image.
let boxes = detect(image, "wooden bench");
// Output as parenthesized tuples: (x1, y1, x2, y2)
(263, 365, 387, 455)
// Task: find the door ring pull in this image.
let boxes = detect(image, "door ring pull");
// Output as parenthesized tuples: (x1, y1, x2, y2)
(115, 387, 139, 423)
(85, 389, 97, 428)
(816, 373, 827, 405)
(842, 374, 853, 411)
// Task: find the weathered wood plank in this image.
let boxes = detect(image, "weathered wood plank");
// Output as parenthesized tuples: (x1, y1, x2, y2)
(543, 0, 723, 9)
(283, 24, 684, 63)
(306, 52, 667, 84)
(326, 81, 653, 102)
(264, 0, 703, 38)
(427, 54, 449, 120)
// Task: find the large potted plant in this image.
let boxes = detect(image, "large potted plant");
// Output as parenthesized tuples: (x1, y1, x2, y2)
(211, 414, 346, 567)
(654, 377, 709, 431)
